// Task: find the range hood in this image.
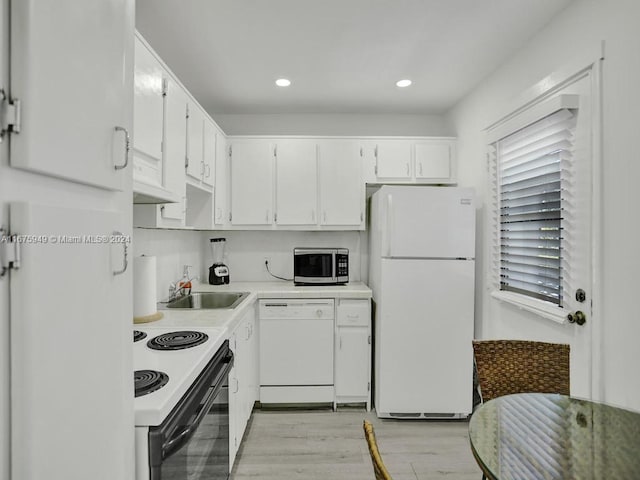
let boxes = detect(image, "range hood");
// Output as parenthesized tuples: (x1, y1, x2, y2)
(133, 180, 179, 204)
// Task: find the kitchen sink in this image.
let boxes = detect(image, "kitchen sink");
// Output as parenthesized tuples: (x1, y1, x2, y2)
(165, 292, 249, 309)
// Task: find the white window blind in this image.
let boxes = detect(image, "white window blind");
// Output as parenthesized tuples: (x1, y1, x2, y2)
(490, 109, 577, 306)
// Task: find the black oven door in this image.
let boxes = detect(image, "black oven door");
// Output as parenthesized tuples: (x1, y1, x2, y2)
(294, 250, 335, 284)
(148, 341, 233, 480)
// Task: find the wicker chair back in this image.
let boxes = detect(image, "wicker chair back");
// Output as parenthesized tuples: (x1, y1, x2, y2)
(472, 340, 570, 402)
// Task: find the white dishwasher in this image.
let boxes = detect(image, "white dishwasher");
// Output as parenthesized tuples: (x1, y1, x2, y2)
(259, 299, 335, 404)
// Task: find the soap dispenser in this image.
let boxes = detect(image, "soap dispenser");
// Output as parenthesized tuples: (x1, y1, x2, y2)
(178, 265, 192, 295)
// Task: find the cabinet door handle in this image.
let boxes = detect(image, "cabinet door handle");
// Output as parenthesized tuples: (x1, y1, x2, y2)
(323, 211, 327, 224)
(406, 163, 410, 176)
(112, 231, 128, 276)
(205, 164, 211, 178)
(114, 126, 130, 170)
(200, 161, 205, 176)
(339, 336, 343, 350)
(419, 163, 423, 176)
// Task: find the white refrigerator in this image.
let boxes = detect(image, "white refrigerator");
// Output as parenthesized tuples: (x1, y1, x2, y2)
(369, 186, 475, 419)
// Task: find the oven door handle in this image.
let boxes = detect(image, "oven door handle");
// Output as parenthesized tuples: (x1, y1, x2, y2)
(162, 354, 233, 459)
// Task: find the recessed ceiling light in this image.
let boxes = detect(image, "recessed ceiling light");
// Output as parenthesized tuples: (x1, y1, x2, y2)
(396, 79, 412, 88)
(275, 78, 291, 87)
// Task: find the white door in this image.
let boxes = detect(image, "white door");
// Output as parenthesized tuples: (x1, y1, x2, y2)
(376, 258, 475, 416)
(559, 75, 595, 398)
(161, 77, 187, 222)
(414, 141, 452, 180)
(380, 186, 475, 258)
(230, 141, 274, 225)
(318, 140, 363, 226)
(375, 140, 412, 179)
(186, 102, 204, 181)
(487, 73, 597, 399)
(9, 202, 132, 480)
(275, 140, 317, 225)
(133, 37, 163, 162)
(202, 119, 216, 188)
(10, 0, 133, 191)
(335, 328, 369, 397)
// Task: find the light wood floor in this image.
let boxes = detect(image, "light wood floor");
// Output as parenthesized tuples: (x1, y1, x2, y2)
(231, 408, 482, 479)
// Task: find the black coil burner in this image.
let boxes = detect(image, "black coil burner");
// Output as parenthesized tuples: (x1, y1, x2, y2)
(134, 370, 169, 397)
(133, 330, 147, 343)
(147, 331, 209, 351)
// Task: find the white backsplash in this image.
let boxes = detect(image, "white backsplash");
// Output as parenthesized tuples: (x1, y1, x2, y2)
(133, 228, 368, 300)
(201, 231, 367, 283)
(133, 228, 205, 301)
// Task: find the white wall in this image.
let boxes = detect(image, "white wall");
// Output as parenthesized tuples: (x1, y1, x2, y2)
(447, 0, 640, 410)
(200, 230, 366, 283)
(215, 113, 451, 136)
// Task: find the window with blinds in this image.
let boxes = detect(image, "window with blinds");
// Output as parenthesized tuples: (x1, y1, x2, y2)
(491, 109, 577, 305)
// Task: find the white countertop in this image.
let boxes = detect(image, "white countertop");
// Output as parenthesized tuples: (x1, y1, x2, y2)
(134, 280, 371, 426)
(193, 280, 372, 298)
(148, 280, 372, 331)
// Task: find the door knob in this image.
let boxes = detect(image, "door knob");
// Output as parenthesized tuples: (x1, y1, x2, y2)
(567, 311, 586, 326)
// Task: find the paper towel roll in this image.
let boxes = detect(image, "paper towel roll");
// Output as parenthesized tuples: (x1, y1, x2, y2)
(133, 255, 162, 323)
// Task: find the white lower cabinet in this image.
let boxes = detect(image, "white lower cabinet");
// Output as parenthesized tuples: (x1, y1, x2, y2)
(335, 299, 371, 410)
(229, 294, 371, 467)
(229, 305, 258, 469)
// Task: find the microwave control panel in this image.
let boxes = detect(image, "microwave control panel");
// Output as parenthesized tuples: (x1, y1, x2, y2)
(336, 253, 349, 277)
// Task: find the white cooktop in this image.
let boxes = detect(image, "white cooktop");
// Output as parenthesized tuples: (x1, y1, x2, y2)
(133, 325, 227, 427)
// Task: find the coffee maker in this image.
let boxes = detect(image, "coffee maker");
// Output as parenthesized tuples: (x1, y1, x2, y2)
(208, 238, 230, 285)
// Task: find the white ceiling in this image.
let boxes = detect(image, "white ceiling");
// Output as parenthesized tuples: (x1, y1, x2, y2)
(135, 0, 573, 115)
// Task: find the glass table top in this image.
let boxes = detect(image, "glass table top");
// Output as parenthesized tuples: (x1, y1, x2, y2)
(468, 393, 640, 480)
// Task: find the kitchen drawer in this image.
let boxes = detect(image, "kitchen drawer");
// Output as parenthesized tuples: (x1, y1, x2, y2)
(336, 299, 370, 326)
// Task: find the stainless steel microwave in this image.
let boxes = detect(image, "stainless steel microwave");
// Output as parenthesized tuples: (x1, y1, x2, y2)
(293, 248, 349, 285)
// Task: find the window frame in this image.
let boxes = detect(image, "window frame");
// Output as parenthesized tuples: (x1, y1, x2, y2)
(487, 94, 580, 324)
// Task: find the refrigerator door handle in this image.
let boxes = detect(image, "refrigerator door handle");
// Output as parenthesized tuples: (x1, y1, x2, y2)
(386, 194, 393, 257)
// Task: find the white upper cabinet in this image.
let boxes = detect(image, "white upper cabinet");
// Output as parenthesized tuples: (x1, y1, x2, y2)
(186, 102, 205, 183)
(10, 0, 133, 191)
(370, 138, 457, 184)
(414, 141, 453, 181)
(230, 140, 274, 225)
(375, 140, 413, 179)
(202, 120, 216, 188)
(318, 140, 364, 227)
(133, 38, 163, 162)
(214, 126, 228, 226)
(160, 77, 188, 223)
(275, 140, 318, 226)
